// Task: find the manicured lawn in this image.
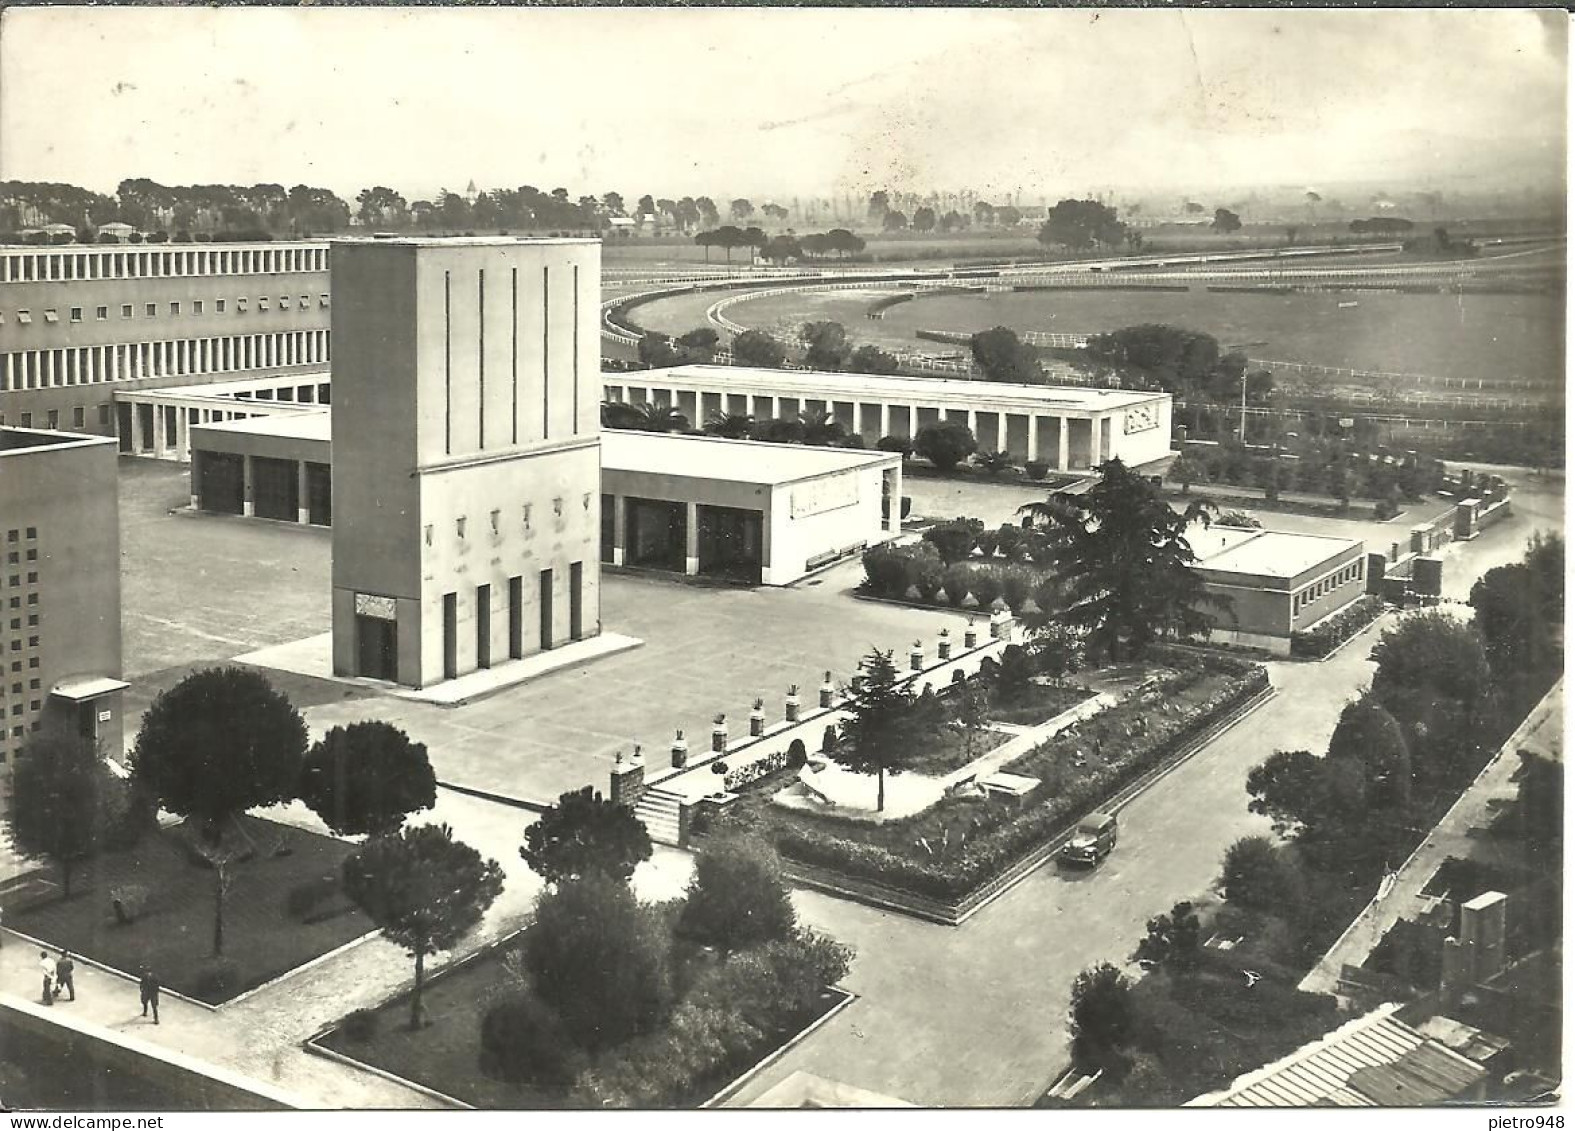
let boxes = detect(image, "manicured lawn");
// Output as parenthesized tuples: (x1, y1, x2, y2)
(987, 682, 1095, 727)
(817, 722, 1010, 778)
(10, 816, 371, 1005)
(315, 933, 850, 1110)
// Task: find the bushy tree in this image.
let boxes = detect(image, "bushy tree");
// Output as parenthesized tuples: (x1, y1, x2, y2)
(923, 516, 984, 564)
(1021, 460, 1223, 661)
(1246, 749, 1366, 843)
(132, 666, 308, 954)
(834, 649, 919, 812)
(914, 421, 977, 473)
(731, 329, 786, 369)
(1169, 451, 1211, 495)
(6, 728, 131, 899)
(480, 991, 586, 1088)
(1369, 611, 1493, 783)
(343, 823, 505, 1030)
(1133, 900, 1201, 971)
(800, 321, 852, 371)
(524, 875, 673, 1051)
(1219, 836, 1291, 911)
(522, 785, 653, 886)
(970, 327, 1043, 384)
(678, 835, 796, 951)
(1039, 199, 1127, 251)
(849, 344, 901, 375)
(299, 721, 436, 838)
(1211, 207, 1242, 234)
(637, 332, 679, 368)
(1470, 533, 1564, 685)
(1069, 963, 1135, 1068)
(1326, 695, 1411, 809)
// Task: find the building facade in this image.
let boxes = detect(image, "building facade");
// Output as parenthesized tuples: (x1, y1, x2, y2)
(0, 242, 331, 443)
(0, 428, 126, 809)
(329, 237, 602, 688)
(602, 365, 1174, 474)
(1193, 524, 1366, 654)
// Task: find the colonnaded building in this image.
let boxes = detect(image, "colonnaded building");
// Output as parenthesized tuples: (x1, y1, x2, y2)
(0, 241, 332, 443)
(0, 427, 125, 809)
(328, 237, 603, 688)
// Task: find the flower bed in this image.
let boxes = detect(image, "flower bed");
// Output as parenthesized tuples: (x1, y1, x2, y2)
(714, 654, 1269, 903)
(1290, 595, 1385, 658)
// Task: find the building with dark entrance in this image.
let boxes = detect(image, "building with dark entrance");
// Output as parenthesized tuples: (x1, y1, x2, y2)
(328, 237, 603, 689)
(600, 430, 903, 586)
(189, 411, 332, 525)
(0, 427, 126, 810)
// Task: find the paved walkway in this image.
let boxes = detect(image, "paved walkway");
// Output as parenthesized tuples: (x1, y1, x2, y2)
(1300, 679, 1563, 996)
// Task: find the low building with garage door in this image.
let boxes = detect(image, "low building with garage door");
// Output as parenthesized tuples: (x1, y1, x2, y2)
(189, 410, 333, 525)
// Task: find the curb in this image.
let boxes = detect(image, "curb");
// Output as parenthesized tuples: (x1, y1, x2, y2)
(2, 926, 217, 1012)
(435, 780, 551, 813)
(702, 987, 858, 1109)
(301, 1036, 472, 1109)
(223, 928, 381, 1010)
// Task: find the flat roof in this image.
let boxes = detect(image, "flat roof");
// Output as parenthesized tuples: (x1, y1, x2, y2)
(191, 410, 332, 443)
(0, 427, 116, 455)
(333, 235, 599, 248)
(636, 364, 1166, 412)
(602, 428, 897, 486)
(1191, 523, 1362, 580)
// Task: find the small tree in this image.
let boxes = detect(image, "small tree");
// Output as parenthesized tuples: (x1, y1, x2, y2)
(914, 421, 977, 473)
(1169, 451, 1211, 495)
(132, 666, 308, 954)
(525, 874, 673, 1051)
(834, 649, 919, 812)
(299, 721, 437, 838)
(731, 329, 786, 368)
(1327, 694, 1411, 809)
(1069, 963, 1135, 1069)
(342, 823, 505, 1030)
(1216, 510, 1262, 529)
(976, 450, 1016, 479)
(800, 321, 852, 371)
(970, 326, 1043, 384)
(956, 678, 989, 759)
(6, 728, 129, 899)
(923, 516, 984, 564)
(679, 835, 796, 952)
(1218, 836, 1289, 911)
(521, 785, 653, 886)
(480, 991, 586, 1088)
(1133, 900, 1201, 971)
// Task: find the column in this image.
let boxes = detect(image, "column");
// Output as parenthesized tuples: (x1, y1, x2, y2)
(296, 461, 310, 524)
(1027, 415, 1040, 462)
(879, 402, 891, 439)
(967, 409, 978, 439)
(684, 502, 699, 575)
(770, 396, 782, 420)
(996, 413, 1008, 454)
(1058, 417, 1070, 471)
(176, 406, 190, 461)
(43, 350, 55, 388)
(611, 496, 627, 565)
(152, 408, 167, 458)
(242, 455, 255, 517)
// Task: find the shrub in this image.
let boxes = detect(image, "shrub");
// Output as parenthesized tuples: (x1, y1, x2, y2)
(109, 883, 150, 925)
(285, 874, 340, 921)
(915, 552, 946, 602)
(994, 524, 1025, 559)
(820, 725, 838, 755)
(1289, 595, 1383, 658)
(479, 991, 587, 1088)
(341, 1008, 379, 1043)
(1024, 460, 1049, 481)
(923, 517, 984, 564)
(1001, 566, 1034, 613)
(679, 835, 797, 951)
(194, 957, 242, 999)
(941, 563, 972, 606)
(785, 739, 808, 770)
(970, 570, 1003, 609)
(976, 531, 999, 558)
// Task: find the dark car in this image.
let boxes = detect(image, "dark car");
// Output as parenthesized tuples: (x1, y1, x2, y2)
(1059, 812, 1118, 867)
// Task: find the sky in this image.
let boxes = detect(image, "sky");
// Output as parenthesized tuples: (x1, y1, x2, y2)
(0, 6, 1565, 205)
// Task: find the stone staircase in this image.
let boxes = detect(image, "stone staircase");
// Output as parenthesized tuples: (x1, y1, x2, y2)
(635, 785, 686, 847)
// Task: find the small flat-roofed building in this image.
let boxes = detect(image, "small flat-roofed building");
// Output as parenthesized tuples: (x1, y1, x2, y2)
(189, 410, 333, 526)
(0, 427, 126, 807)
(1191, 523, 1366, 654)
(603, 364, 1172, 474)
(600, 429, 902, 585)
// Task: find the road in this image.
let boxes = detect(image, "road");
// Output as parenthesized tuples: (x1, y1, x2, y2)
(727, 469, 1564, 1107)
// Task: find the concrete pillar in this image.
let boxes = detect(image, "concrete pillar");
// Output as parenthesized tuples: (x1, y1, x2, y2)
(684, 501, 699, 574)
(1027, 415, 1040, 462)
(611, 495, 627, 565)
(670, 729, 689, 769)
(176, 406, 190, 461)
(242, 454, 255, 517)
(967, 409, 979, 440)
(996, 413, 1008, 454)
(879, 402, 891, 439)
(296, 461, 310, 524)
(609, 751, 646, 807)
(1058, 416, 1070, 472)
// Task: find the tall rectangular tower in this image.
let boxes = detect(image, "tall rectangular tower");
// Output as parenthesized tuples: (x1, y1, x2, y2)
(329, 238, 601, 688)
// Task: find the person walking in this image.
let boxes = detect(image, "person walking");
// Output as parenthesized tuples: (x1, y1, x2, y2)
(138, 966, 160, 1024)
(37, 951, 54, 1006)
(54, 950, 75, 1002)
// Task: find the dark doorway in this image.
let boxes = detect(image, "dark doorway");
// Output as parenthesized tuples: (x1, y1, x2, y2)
(569, 562, 584, 640)
(305, 462, 332, 525)
(539, 569, 554, 650)
(600, 494, 615, 562)
(442, 593, 458, 680)
(136, 403, 154, 453)
(357, 616, 398, 681)
(697, 505, 764, 583)
(508, 575, 523, 659)
(115, 402, 133, 453)
(624, 497, 686, 573)
(476, 584, 492, 669)
(252, 457, 298, 521)
(195, 451, 245, 515)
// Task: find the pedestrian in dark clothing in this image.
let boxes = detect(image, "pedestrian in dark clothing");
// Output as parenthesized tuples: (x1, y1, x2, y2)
(37, 951, 54, 1005)
(138, 967, 160, 1024)
(54, 951, 75, 1002)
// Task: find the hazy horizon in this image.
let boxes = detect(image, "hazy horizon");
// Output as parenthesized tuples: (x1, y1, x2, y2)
(1, 7, 1564, 207)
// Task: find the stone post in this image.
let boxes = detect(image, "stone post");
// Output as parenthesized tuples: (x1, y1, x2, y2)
(609, 748, 646, 807)
(964, 617, 979, 650)
(670, 728, 689, 769)
(749, 697, 766, 737)
(785, 685, 801, 723)
(711, 713, 728, 753)
(819, 671, 835, 709)
(937, 628, 952, 661)
(910, 640, 924, 671)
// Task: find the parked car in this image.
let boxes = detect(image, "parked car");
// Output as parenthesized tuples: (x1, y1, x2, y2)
(1059, 812, 1118, 867)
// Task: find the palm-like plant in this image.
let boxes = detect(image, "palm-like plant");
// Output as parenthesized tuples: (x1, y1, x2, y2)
(632, 401, 689, 433)
(798, 410, 845, 447)
(975, 450, 1016, 479)
(704, 412, 754, 439)
(601, 401, 646, 430)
